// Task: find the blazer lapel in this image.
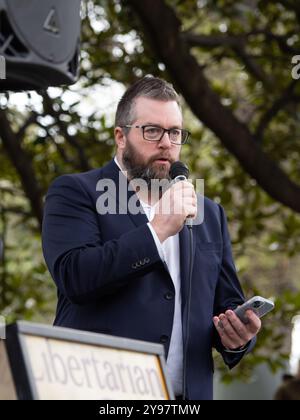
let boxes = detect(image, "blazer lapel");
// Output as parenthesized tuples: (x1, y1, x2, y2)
(101, 159, 148, 228)
(126, 186, 149, 227)
(179, 225, 196, 327)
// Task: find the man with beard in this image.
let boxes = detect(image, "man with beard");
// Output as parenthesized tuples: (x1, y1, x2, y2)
(42, 76, 261, 400)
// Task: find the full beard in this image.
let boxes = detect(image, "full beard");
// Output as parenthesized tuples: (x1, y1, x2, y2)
(122, 141, 173, 187)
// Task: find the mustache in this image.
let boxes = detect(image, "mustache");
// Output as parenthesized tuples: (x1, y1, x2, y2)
(149, 155, 173, 163)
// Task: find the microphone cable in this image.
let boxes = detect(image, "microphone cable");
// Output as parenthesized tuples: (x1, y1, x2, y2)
(169, 161, 195, 400)
(182, 222, 194, 400)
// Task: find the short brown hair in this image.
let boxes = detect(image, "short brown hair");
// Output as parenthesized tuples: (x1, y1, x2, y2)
(115, 76, 180, 128)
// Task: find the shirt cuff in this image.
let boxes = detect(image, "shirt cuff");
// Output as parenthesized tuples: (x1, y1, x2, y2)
(223, 342, 249, 353)
(147, 222, 165, 262)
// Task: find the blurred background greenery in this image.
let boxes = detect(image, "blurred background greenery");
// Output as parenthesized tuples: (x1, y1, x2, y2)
(0, 0, 300, 384)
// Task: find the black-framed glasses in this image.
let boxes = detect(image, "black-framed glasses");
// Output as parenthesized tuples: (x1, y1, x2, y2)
(121, 125, 190, 145)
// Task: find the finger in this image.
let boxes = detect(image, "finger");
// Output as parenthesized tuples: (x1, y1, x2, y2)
(225, 310, 251, 340)
(185, 206, 197, 219)
(183, 200, 197, 213)
(218, 314, 244, 348)
(182, 182, 196, 196)
(214, 317, 238, 349)
(174, 180, 193, 191)
(213, 316, 226, 337)
(178, 189, 196, 201)
(179, 197, 196, 205)
(173, 189, 195, 203)
(245, 310, 262, 334)
(213, 316, 225, 332)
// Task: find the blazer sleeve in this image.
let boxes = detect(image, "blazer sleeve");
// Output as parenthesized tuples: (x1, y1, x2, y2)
(42, 174, 162, 304)
(213, 204, 256, 368)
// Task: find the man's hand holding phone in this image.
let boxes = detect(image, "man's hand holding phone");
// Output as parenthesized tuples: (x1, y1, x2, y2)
(213, 296, 274, 350)
(213, 308, 261, 351)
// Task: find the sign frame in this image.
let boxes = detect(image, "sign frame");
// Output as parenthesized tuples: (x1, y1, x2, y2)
(4, 321, 174, 400)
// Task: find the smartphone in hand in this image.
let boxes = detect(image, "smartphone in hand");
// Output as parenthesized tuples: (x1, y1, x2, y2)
(234, 296, 275, 324)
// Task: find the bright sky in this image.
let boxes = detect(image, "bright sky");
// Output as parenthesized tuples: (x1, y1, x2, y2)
(6, 79, 125, 125)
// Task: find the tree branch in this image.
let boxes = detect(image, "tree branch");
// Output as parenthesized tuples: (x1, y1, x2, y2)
(182, 32, 244, 48)
(0, 185, 20, 195)
(41, 92, 91, 172)
(1, 206, 31, 217)
(183, 30, 300, 56)
(0, 196, 8, 307)
(126, 0, 300, 212)
(34, 119, 74, 166)
(233, 44, 272, 86)
(0, 110, 43, 228)
(261, 32, 300, 55)
(255, 80, 299, 141)
(16, 112, 38, 141)
(183, 32, 272, 86)
(277, 0, 300, 23)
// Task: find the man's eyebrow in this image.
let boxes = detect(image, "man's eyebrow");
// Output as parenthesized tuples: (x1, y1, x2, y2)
(142, 122, 159, 126)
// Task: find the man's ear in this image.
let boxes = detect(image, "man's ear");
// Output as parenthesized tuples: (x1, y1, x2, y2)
(114, 127, 126, 149)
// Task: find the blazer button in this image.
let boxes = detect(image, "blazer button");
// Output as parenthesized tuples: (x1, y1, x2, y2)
(160, 335, 169, 344)
(164, 292, 173, 300)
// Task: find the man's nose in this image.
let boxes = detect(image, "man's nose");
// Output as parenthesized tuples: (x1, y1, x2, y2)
(158, 131, 172, 148)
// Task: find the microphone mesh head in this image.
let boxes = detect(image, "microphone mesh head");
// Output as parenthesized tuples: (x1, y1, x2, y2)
(169, 161, 190, 179)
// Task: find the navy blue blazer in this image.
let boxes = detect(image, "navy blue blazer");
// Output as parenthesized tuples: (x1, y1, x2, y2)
(42, 159, 253, 400)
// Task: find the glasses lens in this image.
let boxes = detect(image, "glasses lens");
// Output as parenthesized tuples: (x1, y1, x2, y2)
(143, 126, 189, 144)
(168, 128, 180, 144)
(181, 130, 189, 144)
(143, 126, 163, 141)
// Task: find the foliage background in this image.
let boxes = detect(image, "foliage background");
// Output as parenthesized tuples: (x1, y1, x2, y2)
(0, 0, 300, 382)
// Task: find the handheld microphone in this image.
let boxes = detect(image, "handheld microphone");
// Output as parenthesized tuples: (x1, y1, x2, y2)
(169, 161, 193, 228)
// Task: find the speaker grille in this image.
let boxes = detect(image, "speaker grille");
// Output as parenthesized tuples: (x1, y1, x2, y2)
(0, 10, 29, 58)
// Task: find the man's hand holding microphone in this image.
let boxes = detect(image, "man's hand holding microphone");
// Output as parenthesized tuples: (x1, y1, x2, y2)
(150, 162, 197, 243)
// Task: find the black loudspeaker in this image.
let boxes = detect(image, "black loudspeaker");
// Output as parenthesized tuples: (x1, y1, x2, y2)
(0, 0, 81, 91)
